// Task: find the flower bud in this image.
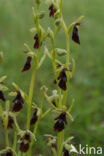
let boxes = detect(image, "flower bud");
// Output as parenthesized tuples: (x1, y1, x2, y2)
(55, 48, 67, 56)
(38, 11, 45, 19)
(55, 18, 61, 26)
(30, 27, 37, 34)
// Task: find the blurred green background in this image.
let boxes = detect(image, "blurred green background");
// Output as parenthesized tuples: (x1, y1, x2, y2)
(0, 0, 104, 155)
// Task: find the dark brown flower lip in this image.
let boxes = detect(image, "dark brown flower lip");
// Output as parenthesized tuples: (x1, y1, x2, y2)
(30, 108, 38, 125)
(54, 119, 65, 132)
(58, 69, 67, 91)
(12, 91, 24, 112)
(72, 23, 80, 45)
(63, 148, 70, 156)
(22, 56, 32, 72)
(7, 116, 14, 129)
(49, 4, 57, 17)
(20, 142, 29, 153)
(0, 90, 6, 102)
(54, 69, 67, 90)
(54, 112, 67, 132)
(20, 133, 31, 153)
(1, 149, 13, 156)
(33, 34, 39, 49)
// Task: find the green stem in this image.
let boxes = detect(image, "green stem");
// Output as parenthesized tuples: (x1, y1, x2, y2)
(62, 31, 70, 106)
(27, 63, 37, 130)
(27, 48, 40, 130)
(52, 148, 57, 156)
(57, 0, 70, 155)
(5, 128, 9, 147)
(57, 22, 70, 156)
(52, 31, 62, 108)
(13, 131, 17, 150)
(57, 131, 64, 156)
(60, 0, 63, 16)
(27, 0, 40, 131)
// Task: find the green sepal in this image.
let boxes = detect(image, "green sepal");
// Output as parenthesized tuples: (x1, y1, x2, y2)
(68, 15, 84, 33)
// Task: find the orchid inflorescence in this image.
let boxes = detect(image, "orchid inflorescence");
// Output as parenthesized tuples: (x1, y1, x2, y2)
(0, 0, 84, 155)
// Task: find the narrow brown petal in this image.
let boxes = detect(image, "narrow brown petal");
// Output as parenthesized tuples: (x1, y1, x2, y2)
(49, 5, 56, 17)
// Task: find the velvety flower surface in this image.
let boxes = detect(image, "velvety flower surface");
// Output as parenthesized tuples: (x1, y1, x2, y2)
(72, 23, 80, 44)
(20, 133, 31, 153)
(54, 112, 67, 132)
(1, 150, 13, 156)
(20, 142, 29, 153)
(30, 108, 38, 125)
(0, 90, 5, 102)
(63, 148, 70, 156)
(34, 34, 39, 49)
(12, 91, 24, 112)
(7, 116, 14, 129)
(49, 5, 56, 17)
(22, 57, 32, 72)
(58, 69, 67, 91)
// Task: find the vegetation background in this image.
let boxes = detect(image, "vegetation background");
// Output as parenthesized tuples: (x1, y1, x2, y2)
(0, 0, 104, 155)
